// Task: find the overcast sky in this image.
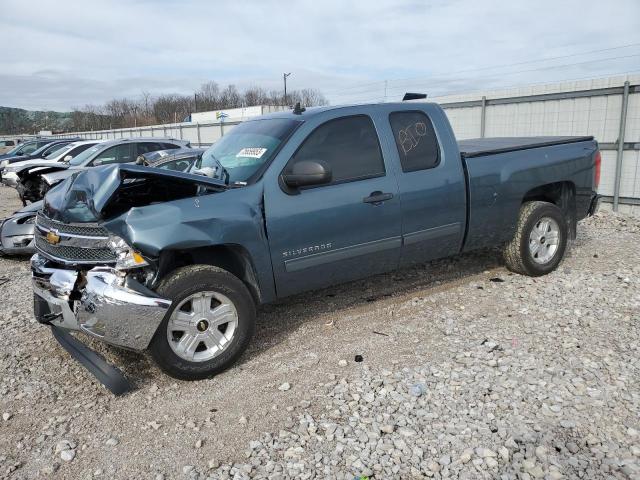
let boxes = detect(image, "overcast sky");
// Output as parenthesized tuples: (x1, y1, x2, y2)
(1, 0, 639, 111)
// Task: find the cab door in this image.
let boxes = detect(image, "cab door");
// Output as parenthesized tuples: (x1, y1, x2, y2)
(263, 110, 402, 298)
(382, 106, 467, 266)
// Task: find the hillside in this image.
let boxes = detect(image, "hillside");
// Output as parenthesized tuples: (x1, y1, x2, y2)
(0, 106, 72, 135)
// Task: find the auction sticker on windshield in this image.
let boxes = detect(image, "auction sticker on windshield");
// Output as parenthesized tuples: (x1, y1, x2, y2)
(237, 147, 267, 158)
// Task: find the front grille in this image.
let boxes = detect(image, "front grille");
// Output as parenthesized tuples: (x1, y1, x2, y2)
(36, 214, 109, 238)
(36, 235, 116, 263)
(35, 213, 116, 264)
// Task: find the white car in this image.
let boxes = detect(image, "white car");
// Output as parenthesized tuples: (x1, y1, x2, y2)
(1, 140, 104, 187)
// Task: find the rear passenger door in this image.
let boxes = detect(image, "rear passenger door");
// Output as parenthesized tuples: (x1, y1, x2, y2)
(384, 107, 467, 266)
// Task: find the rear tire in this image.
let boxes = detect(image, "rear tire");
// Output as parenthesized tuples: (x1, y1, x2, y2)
(503, 201, 568, 276)
(149, 265, 256, 380)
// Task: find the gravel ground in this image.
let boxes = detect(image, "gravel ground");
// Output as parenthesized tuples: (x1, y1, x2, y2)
(0, 184, 638, 480)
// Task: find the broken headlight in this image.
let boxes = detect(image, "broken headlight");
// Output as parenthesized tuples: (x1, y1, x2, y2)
(108, 235, 149, 270)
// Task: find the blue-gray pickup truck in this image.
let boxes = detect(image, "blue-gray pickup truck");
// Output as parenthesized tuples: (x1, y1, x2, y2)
(31, 102, 601, 386)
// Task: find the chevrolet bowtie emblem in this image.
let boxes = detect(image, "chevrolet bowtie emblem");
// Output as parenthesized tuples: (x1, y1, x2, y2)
(46, 231, 61, 245)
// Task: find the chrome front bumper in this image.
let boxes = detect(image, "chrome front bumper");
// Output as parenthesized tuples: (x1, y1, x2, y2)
(31, 254, 172, 351)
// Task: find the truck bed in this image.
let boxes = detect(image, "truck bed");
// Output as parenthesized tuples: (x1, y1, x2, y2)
(458, 136, 594, 158)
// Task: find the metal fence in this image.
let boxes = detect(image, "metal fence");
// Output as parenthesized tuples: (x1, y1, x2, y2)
(17, 75, 640, 211)
(53, 120, 242, 147)
(431, 75, 639, 212)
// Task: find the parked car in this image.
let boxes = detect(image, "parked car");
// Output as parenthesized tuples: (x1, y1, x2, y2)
(0, 138, 78, 164)
(2, 140, 102, 192)
(0, 201, 40, 255)
(0, 140, 44, 161)
(0, 138, 21, 155)
(0, 146, 201, 257)
(29, 102, 600, 388)
(14, 138, 190, 203)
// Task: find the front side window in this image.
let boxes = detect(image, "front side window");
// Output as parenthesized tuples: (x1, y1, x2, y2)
(287, 115, 385, 185)
(389, 111, 440, 172)
(93, 144, 133, 165)
(199, 118, 300, 183)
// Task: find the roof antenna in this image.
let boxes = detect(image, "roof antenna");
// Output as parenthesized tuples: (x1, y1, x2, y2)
(292, 102, 306, 114)
(402, 92, 427, 101)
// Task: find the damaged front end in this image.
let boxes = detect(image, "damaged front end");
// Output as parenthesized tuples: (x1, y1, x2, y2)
(31, 254, 172, 351)
(32, 164, 228, 356)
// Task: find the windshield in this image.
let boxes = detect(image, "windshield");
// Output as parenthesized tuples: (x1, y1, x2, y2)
(6, 143, 26, 155)
(68, 145, 101, 166)
(8, 142, 36, 155)
(31, 142, 59, 156)
(198, 118, 300, 183)
(45, 143, 74, 160)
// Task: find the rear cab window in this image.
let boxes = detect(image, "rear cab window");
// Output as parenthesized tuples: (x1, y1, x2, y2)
(286, 115, 385, 186)
(389, 111, 440, 172)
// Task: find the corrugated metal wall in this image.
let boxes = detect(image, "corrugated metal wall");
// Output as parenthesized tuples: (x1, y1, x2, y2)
(432, 75, 640, 208)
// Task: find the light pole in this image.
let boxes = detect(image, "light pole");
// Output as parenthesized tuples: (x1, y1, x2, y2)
(283, 72, 292, 105)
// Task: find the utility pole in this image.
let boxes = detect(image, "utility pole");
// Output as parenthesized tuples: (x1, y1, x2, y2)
(194, 93, 198, 113)
(283, 72, 292, 105)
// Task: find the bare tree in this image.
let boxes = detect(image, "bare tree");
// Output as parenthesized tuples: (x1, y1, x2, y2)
(153, 94, 192, 124)
(0, 81, 330, 134)
(219, 85, 242, 108)
(196, 81, 221, 111)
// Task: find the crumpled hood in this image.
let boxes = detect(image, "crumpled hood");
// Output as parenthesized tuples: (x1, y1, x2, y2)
(42, 164, 227, 224)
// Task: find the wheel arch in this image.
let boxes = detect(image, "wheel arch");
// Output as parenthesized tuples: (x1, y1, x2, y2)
(156, 244, 263, 304)
(521, 181, 577, 239)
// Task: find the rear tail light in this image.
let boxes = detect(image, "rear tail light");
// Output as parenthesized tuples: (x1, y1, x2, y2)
(594, 150, 601, 189)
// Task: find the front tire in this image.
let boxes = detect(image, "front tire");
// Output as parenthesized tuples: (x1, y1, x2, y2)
(149, 265, 256, 380)
(503, 201, 568, 276)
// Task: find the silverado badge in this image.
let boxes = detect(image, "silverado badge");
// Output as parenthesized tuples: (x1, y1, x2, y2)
(46, 231, 61, 245)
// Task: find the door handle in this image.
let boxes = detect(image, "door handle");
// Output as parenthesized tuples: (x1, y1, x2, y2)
(363, 191, 394, 205)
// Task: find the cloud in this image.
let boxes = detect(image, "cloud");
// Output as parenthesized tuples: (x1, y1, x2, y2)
(0, 0, 638, 110)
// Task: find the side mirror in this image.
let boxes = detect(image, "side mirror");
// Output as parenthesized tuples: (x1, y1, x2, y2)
(135, 155, 145, 165)
(63, 155, 73, 162)
(282, 160, 332, 188)
(93, 159, 104, 166)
